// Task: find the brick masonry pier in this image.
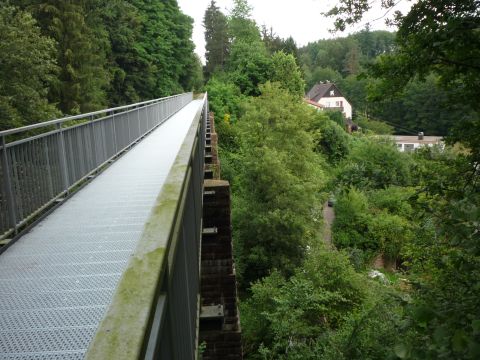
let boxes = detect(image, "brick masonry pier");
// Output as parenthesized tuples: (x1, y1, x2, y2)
(199, 114, 243, 359)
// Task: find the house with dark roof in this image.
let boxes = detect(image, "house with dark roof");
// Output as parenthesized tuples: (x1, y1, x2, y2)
(305, 82, 352, 119)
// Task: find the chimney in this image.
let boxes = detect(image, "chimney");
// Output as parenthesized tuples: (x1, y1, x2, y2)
(418, 132, 424, 140)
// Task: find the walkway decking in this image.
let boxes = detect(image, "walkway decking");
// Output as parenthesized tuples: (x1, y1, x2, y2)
(0, 100, 203, 359)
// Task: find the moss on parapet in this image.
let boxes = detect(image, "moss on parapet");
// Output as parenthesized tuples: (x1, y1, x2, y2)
(85, 98, 205, 360)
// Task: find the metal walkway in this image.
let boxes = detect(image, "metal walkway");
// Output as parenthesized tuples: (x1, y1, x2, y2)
(0, 99, 204, 359)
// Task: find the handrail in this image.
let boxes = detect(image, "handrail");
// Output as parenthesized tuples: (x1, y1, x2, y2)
(0, 94, 186, 138)
(0, 92, 193, 239)
(85, 94, 207, 359)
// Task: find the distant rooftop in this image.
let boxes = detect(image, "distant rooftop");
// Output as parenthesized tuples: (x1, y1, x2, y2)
(304, 98, 324, 108)
(306, 83, 332, 100)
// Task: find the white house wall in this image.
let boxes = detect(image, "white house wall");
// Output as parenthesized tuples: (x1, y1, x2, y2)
(317, 96, 352, 119)
(396, 142, 442, 152)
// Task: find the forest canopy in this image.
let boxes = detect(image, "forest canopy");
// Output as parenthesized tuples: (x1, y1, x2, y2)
(0, 0, 203, 131)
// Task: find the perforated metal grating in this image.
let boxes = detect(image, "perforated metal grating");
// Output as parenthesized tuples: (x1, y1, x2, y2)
(0, 100, 202, 359)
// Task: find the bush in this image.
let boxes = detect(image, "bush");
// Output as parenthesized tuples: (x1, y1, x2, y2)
(241, 247, 403, 359)
(356, 115, 394, 135)
(310, 112, 351, 164)
(333, 187, 414, 266)
(336, 137, 413, 189)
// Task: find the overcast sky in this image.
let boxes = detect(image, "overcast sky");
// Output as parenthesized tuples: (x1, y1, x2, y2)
(177, 0, 413, 62)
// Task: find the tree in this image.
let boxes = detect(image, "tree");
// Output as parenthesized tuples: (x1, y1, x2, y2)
(402, 147, 480, 359)
(233, 83, 324, 286)
(9, 0, 110, 114)
(124, 0, 196, 98)
(270, 51, 305, 98)
(187, 54, 204, 92)
(305, 67, 343, 90)
(100, 0, 146, 105)
(328, 0, 480, 161)
(1, 0, 201, 127)
(261, 26, 283, 55)
(0, 5, 59, 130)
(262, 28, 299, 60)
(203, 0, 229, 78)
(336, 138, 413, 190)
(228, 0, 259, 43)
(241, 247, 401, 359)
(281, 36, 299, 60)
(227, 40, 272, 96)
(343, 43, 360, 75)
(310, 113, 351, 164)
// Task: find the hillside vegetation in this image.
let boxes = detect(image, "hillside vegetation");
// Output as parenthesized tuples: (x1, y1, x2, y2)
(203, 0, 480, 358)
(0, 0, 203, 130)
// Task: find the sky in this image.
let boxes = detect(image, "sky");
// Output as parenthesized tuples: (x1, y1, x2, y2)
(177, 0, 413, 62)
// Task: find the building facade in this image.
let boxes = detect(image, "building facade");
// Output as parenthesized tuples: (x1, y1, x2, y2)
(306, 82, 352, 119)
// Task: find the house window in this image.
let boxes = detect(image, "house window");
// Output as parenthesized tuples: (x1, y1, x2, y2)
(335, 101, 343, 107)
(397, 144, 403, 150)
(404, 144, 415, 152)
(330, 90, 335, 96)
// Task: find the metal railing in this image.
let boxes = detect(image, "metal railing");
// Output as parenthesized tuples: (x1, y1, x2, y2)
(86, 94, 208, 359)
(0, 93, 193, 239)
(146, 94, 207, 359)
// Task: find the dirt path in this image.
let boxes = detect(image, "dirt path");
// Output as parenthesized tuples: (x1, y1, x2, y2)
(322, 201, 335, 247)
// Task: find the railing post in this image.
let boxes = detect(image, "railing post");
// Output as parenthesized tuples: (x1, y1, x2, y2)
(56, 124, 70, 193)
(43, 141, 54, 198)
(1, 136, 18, 234)
(203, 96, 208, 138)
(89, 115, 98, 168)
(126, 110, 131, 144)
(111, 111, 118, 152)
(138, 104, 141, 138)
(137, 106, 140, 135)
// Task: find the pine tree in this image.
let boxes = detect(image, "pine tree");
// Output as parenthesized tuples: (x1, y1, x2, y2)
(228, 0, 258, 42)
(100, 0, 148, 105)
(0, 5, 59, 129)
(11, 0, 109, 114)
(343, 43, 360, 75)
(203, 1, 229, 79)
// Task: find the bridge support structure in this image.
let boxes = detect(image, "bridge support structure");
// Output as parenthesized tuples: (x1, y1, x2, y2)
(199, 113, 243, 359)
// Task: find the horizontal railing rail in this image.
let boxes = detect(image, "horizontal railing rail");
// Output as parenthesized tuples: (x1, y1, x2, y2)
(0, 93, 193, 239)
(85, 94, 207, 359)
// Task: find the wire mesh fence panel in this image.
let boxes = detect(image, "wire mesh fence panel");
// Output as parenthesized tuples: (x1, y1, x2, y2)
(0, 93, 193, 238)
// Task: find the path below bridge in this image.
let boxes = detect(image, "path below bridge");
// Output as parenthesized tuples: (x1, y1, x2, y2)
(322, 201, 335, 248)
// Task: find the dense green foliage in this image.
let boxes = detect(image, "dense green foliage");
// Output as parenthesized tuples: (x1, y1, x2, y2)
(204, 1, 479, 358)
(203, 0, 229, 78)
(298, 27, 478, 137)
(270, 52, 305, 98)
(300, 29, 396, 83)
(242, 248, 404, 359)
(311, 114, 351, 164)
(333, 186, 416, 267)
(0, 5, 59, 130)
(335, 138, 413, 190)
(3, 0, 478, 357)
(326, 0, 480, 156)
(233, 83, 324, 285)
(1, 0, 199, 128)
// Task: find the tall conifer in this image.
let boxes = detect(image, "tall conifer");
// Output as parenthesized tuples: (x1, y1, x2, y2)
(203, 0, 229, 78)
